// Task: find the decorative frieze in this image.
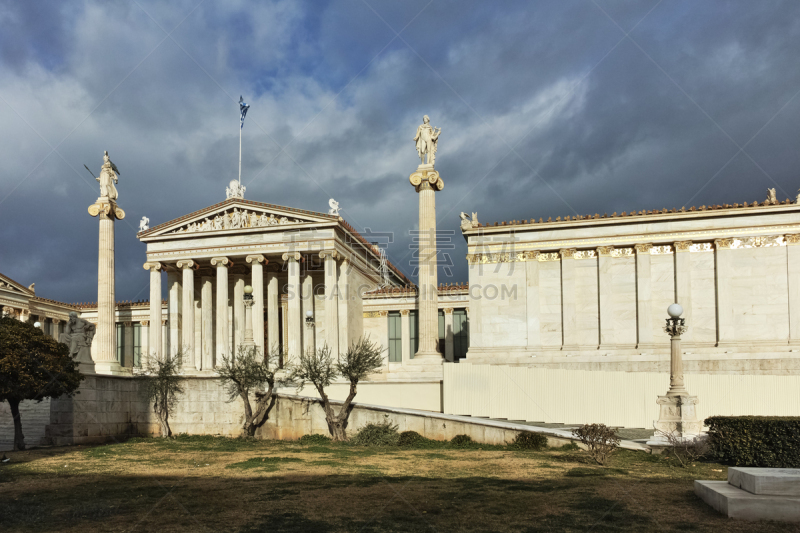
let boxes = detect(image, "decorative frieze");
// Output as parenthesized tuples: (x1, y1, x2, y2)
(574, 250, 597, 260)
(610, 247, 634, 258)
(363, 311, 384, 318)
(690, 243, 713, 253)
(168, 208, 307, 235)
(537, 252, 560, 262)
(651, 245, 673, 255)
(730, 235, 785, 249)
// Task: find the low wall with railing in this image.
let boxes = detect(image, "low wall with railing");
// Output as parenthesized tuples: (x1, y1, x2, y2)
(443, 363, 800, 429)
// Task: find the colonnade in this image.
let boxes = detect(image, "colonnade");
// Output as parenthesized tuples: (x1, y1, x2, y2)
(143, 251, 350, 369)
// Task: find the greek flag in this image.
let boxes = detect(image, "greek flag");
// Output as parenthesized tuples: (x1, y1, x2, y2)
(239, 96, 250, 129)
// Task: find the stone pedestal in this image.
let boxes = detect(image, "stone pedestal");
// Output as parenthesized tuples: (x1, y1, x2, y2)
(647, 394, 703, 446)
(88, 197, 125, 375)
(410, 165, 444, 364)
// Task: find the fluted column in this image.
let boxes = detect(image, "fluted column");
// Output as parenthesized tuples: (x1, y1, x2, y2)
(674, 241, 693, 342)
(201, 275, 214, 370)
(410, 166, 444, 361)
(714, 239, 733, 345)
(140, 320, 150, 365)
(233, 273, 245, 355)
(320, 251, 340, 357)
(143, 262, 162, 364)
(266, 269, 279, 354)
(211, 257, 232, 363)
(560, 248, 578, 349)
(401, 310, 411, 364)
(283, 252, 301, 360)
(597, 246, 614, 348)
(444, 308, 454, 362)
(50, 318, 61, 341)
(177, 260, 197, 368)
(337, 256, 351, 355)
(167, 270, 182, 357)
(635, 243, 654, 349)
(90, 198, 124, 373)
(246, 255, 266, 354)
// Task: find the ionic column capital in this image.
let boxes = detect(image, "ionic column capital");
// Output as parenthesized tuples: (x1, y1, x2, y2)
(143, 261, 163, 272)
(51, 318, 61, 325)
(596, 246, 614, 256)
(786, 234, 800, 245)
(319, 250, 340, 260)
(211, 257, 233, 267)
(674, 241, 693, 252)
(161, 319, 168, 325)
(634, 243, 653, 254)
(444, 308, 454, 315)
(714, 238, 733, 250)
(400, 309, 410, 316)
(176, 259, 199, 270)
(140, 320, 149, 326)
(559, 248, 576, 259)
(246, 254, 267, 264)
(282, 252, 301, 262)
(123, 321, 132, 327)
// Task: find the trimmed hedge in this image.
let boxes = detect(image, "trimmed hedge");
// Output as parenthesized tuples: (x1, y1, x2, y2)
(705, 416, 800, 468)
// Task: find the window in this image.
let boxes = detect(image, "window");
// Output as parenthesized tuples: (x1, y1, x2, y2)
(116, 323, 124, 364)
(453, 309, 469, 360)
(438, 310, 445, 354)
(388, 312, 402, 362)
(133, 323, 142, 367)
(408, 310, 419, 358)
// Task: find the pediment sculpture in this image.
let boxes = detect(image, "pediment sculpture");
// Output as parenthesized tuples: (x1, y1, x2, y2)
(168, 208, 306, 235)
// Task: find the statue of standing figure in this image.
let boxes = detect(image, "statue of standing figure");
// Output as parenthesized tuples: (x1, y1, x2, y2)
(414, 115, 442, 166)
(98, 150, 120, 200)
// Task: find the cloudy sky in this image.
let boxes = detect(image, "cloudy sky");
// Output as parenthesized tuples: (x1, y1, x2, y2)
(2, 0, 800, 303)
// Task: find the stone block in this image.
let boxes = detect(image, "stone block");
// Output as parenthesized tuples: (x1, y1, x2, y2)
(728, 468, 800, 497)
(424, 417, 447, 441)
(695, 480, 800, 522)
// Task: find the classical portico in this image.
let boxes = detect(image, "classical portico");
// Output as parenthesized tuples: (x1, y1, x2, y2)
(137, 198, 409, 370)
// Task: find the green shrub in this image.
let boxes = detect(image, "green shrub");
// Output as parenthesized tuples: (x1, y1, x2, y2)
(350, 420, 400, 447)
(705, 416, 800, 468)
(510, 432, 548, 450)
(449, 434, 474, 448)
(299, 434, 332, 445)
(398, 431, 425, 447)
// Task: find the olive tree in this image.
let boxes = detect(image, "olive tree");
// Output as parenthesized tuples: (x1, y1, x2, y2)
(140, 351, 185, 438)
(289, 337, 384, 441)
(216, 345, 287, 437)
(0, 317, 84, 450)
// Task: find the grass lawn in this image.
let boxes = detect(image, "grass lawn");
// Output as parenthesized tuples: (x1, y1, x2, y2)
(0, 436, 796, 532)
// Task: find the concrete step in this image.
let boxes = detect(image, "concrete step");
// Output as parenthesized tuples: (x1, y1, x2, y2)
(695, 480, 800, 522)
(728, 467, 800, 497)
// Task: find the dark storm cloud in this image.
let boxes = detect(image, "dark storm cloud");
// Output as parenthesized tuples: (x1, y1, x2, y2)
(3, 0, 800, 302)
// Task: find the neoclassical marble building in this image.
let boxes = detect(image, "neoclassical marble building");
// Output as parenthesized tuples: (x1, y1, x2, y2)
(463, 198, 800, 374)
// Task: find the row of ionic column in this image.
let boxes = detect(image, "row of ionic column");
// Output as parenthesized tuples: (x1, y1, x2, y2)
(143, 251, 348, 369)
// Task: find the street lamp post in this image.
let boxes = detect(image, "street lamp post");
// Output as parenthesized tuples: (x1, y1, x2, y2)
(647, 303, 703, 447)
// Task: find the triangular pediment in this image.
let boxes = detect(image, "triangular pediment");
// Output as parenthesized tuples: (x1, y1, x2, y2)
(0, 272, 34, 296)
(139, 198, 338, 239)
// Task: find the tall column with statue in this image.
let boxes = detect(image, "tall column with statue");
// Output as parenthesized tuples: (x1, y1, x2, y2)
(88, 151, 125, 374)
(410, 115, 444, 363)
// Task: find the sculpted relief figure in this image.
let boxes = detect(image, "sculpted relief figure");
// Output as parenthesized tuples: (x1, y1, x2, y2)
(766, 188, 779, 205)
(414, 115, 442, 166)
(214, 215, 223, 230)
(250, 211, 259, 227)
(98, 150, 120, 200)
(59, 312, 96, 364)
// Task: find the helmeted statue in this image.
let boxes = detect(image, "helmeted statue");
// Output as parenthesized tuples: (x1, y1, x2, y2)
(414, 115, 442, 166)
(98, 151, 120, 200)
(59, 312, 96, 364)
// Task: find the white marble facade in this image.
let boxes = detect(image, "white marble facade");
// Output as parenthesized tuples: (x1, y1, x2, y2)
(135, 198, 409, 371)
(463, 203, 800, 374)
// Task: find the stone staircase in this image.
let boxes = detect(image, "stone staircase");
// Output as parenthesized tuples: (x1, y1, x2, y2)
(695, 467, 800, 521)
